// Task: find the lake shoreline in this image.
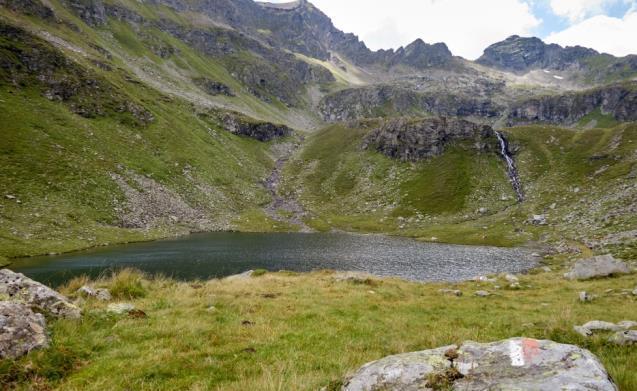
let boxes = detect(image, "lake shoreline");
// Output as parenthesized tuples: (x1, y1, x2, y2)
(10, 232, 539, 287)
(4, 224, 539, 267)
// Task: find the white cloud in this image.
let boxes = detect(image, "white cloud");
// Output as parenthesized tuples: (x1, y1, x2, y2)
(546, 10, 637, 56)
(260, 0, 540, 60)
(550, 0, 611, 22)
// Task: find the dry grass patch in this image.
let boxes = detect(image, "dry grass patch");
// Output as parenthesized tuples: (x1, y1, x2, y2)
(1, 267, 636, 390)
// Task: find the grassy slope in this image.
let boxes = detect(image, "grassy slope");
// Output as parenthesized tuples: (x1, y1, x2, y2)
(0, 84, 281, 255)
(1, 265, 636, 390)
(0, 9, 295, 258)
(283, 122, 637, 248)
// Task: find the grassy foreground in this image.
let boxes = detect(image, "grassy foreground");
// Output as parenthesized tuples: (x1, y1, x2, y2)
(2, 264, 636, 390)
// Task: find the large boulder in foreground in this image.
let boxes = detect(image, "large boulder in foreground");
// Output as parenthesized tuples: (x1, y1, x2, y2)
(0, 269, 81, 319)
(0, 302, 49, 359)
(564, 254, 631, 280)
(342, 338, 617, 390)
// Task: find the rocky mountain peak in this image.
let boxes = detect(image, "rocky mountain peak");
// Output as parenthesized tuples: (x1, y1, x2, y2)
(396, 39, 453, 68)
(477, 34, 599, 73)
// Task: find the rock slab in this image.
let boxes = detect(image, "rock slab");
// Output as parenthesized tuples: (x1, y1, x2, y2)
(0, 301, 49, 359)
(342, 338, 617, 390)
(0, 269, 81, 318)
(564, 254, 630, 280)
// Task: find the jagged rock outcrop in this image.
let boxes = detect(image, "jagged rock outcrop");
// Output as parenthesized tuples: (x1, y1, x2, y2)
(386, 40, 453, 69)
(363, 117, 495, 161)
(0, 302, 49, 359)
(508, 82, 637, 124)
(154, 18, 334, 106)
(0, 22, 153, 125)
(321, 81, 637, 125)
(0, 269, 81, 319)
(193, 78, 234, 96)
(319, 85, 502, 122)
(0, 0, 54, 19)
(342, 338, 618, 390)
(62, 0, 106, 26)
(477, 35, 598, 73)
(212, 111, 293, 141)
(148, 0, 454, 70)
(477, 35, 637, 83)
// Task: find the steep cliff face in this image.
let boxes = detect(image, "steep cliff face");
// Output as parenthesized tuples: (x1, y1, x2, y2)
(363, 117, 496, 161)
(509, 82, 637, 124)
(318, 85, 502, 122)
(320, 81, 637, 126)
(210, 110, 293, 141)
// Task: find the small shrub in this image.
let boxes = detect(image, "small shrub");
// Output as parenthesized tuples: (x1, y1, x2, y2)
(252, 269, 268, 277)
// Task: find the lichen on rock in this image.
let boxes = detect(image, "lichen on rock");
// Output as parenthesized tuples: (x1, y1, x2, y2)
(0, 302, 49, 359)
(342, 338, 618, 390)
(0, 269, 81, 319)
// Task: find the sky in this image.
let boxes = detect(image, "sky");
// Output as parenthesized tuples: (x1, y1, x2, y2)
(259, 0, 637, 59)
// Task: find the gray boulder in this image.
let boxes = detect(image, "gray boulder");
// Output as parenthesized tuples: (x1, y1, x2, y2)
(342, 338, 617, 390)
(564, 254, 630, 280)
(0, 269, 81, 319)
(574, 320, 637, 338)
(332, 272, 378, 283)
(439, 289, 463, 297)
(77, 285, 112, 301)
(474, 290, 491, 297)
(107, 303, 135, 314)
(224, 270, 254, 281)
(582, 320, 624, 332)
(609, 330, 637, 346)
(618, 320, 637, 329)
(574, 325, 593, 337)
(0, 302, 49, 359)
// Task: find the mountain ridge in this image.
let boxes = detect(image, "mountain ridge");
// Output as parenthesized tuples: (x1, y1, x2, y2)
(0, 0, 636, 261)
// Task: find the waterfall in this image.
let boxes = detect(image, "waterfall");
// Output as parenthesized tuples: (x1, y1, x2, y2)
(495, 131, 524, 202)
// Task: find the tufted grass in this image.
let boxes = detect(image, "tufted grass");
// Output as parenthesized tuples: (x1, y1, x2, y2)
(1, 263, 636, 390)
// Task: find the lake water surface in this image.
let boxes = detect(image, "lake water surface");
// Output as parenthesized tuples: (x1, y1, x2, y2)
(11, 232, 537, 286)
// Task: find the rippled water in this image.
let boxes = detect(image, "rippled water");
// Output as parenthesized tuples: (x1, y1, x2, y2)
(10, 232, 537, 286)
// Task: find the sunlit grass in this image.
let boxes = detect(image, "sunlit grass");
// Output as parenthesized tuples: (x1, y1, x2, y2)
(2, 265, 636, 390)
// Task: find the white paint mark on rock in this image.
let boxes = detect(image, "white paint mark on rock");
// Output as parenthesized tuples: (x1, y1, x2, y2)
(509, 339, 525, 367)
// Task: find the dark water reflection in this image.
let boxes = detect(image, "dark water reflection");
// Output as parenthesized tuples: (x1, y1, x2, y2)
(11, 232, 536, 286)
